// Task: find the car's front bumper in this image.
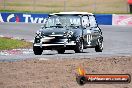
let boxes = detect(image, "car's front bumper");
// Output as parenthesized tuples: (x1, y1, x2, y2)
(34, 41, 76, 46)
(33, 37, 76, 50)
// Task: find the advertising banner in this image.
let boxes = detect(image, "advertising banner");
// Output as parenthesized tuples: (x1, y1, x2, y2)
(2, 12, 127, 25)
(0, 12, 112, 25)
(95, 14, 112, 25)
(112, 14, 132, 26)
(0, 13, 48, 23)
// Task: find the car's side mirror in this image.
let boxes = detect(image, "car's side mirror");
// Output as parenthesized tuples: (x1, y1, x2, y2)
(41, 26, 44, 28)
(82, 24, 89, 29)
(82, 25, 86, 29)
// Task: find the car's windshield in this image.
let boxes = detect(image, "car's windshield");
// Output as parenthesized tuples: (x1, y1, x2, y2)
(45, 15, 81, 28)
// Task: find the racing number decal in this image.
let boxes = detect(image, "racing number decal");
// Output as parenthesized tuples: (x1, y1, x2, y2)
(87, 35, 92, 45)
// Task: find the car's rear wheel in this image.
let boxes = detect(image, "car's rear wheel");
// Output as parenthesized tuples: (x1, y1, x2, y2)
(57, 49, 65, 54)
(33, 46, 43, 55)
(95, 39, 103, 52)
(74, 39, 83, 53)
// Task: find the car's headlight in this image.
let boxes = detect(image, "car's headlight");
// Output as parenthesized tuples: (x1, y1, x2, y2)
(36, 31, 40, 35)
(64, 31, 73, 37)
(36, 31, 41, 36)
(69, 31, 73, 35)
(34, 37, 41, 43)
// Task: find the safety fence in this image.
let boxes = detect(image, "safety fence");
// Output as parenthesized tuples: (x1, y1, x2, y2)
(0, 12, 132, 25)
(0, 0, 129, 13)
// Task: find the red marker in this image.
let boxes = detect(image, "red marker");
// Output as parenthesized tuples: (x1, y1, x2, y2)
(16, 16, 20, 22)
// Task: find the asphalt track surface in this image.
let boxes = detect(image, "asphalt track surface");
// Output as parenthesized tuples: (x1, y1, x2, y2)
(0, 23, 132, 61)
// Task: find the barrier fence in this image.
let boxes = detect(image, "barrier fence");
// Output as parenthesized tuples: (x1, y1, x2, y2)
(0, 0, 129, 13)
(0, 12, 132, 25)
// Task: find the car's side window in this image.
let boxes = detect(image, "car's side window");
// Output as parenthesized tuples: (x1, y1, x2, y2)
(89, 15, 97, 27)
(82, 16, 90, 28)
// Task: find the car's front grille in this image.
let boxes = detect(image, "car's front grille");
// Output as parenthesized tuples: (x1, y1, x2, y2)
(42, 36, 68, 44)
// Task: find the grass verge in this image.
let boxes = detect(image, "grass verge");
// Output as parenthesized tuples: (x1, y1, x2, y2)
(0, 9, 131, 14)
(0, 37, 32, 50)
(0, 10, 60, 14)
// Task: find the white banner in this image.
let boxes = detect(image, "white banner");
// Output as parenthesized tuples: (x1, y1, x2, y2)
(112, 14, 132, 26)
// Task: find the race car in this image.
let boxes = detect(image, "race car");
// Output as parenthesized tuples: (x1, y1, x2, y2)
(33, 12, 103, 55)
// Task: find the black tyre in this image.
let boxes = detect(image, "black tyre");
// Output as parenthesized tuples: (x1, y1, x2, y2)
(74, 39, 83, 53)
(33, 46, 43, 55)
(57, 49, 65, 54)
(95, 38, 103, 52)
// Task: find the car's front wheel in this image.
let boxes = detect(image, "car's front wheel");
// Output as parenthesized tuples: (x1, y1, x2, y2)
(95, 38, 103, 52)
(74, 39, 84, 53)
(33, 46, 43, 55)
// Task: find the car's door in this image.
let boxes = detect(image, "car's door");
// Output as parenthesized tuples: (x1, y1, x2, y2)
(88, 15, 101, 46)
(81, 15, 92, 46)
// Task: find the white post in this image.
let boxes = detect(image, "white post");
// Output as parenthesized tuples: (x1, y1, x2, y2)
(3, 0, 6, 10)
(94, 0, 96, 13)
(33, 0, 36, 11)
(64, 0, 66, 12)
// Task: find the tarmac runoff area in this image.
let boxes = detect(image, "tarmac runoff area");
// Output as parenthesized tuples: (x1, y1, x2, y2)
(0, 23, 132, 88)
(0, 23, 132, 61)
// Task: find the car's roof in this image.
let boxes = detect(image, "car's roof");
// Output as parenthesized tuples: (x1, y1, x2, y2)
(50, 12, 94, 16)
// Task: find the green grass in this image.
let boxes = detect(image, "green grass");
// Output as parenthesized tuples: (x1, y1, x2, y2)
(0, 9, 130, 14)
(0, 10, 32, 13)
(0, 37, 32, 50)
(0, 9, 60, 14)
(5, 2, 32, 6)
